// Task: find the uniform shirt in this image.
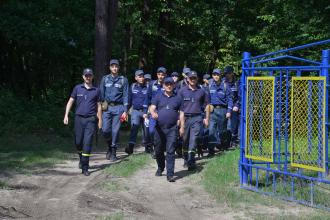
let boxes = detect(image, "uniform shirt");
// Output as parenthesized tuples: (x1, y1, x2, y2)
(224, 77, 240, 109)
(129, 83, 150, 113)
(152, 92, 182, 128)
(71, 84, 101, 117)
(178, 85, 209, 115)
(208, 79, 233, 113)
(149, 80, 164, 99)
(99, 74, 129, 111)
(177, 78, 188, 90)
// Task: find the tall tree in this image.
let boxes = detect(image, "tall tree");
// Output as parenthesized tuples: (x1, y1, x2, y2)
(94, 0, 118, 83)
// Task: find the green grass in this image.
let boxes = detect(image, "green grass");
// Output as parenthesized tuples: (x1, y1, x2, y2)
(104, 153, 152, 177)
(201, 149, 330, 218)
(0, 133, 74, 173)
(98, 212, 124, 220)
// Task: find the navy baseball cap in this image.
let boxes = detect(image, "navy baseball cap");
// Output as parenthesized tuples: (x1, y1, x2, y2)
(224, 66, 234, 74)
(83, 68, 93, 75)
(171, 72, 179, 77)
(182, 67, 191, 74)
(164, 77, 175, 84)
(135, 70, 144, 76)
(203, 74, 211, 80)
(157, 67, 167, 73)
(109, 59, 119, 65)
(187, 70, 198, 78)
(144, 73, 151, 80)
(212, 68, 221, 75)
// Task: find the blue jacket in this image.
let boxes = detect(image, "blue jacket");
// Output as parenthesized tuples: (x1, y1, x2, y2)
(100, 74, 129, 111)
(208, 78, 233, 113)
(128, 82, 150, 114)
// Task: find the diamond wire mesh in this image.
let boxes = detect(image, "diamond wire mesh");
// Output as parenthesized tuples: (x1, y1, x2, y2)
(291, 77, 326, 172)
(246, 77, 274, 162)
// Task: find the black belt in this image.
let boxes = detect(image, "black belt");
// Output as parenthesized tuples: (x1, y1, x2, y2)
(76, 115, 96, 118)
(108, 102, 122, 106)
(133, 108, 144, 112)
(184, 113, 201, 118)
(213, 104, 227, 109)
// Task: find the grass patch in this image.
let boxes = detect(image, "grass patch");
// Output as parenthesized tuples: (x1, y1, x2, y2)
(201, 149, 330, 218)
(104, 153, 152, 177)
(98, 212, 124, 220)
(0, 133, 74, 173)
(0, 181, 8, 189)
(102, 181, 128, 192)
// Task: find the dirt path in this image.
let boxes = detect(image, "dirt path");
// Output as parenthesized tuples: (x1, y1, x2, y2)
(0, 147, 238, 220)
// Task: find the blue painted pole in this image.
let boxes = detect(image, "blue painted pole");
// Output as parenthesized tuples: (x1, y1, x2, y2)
(240, 52, 251, 185)
(321, 50, 329, 177)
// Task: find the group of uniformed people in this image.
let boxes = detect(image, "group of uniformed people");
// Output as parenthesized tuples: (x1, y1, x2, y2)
(64, 59, 240, 181)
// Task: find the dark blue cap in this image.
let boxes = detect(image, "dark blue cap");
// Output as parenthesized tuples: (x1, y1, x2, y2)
(203, 74, 210, 80)
(171, 72, 179, 77)
(182, 67, 191, 74)
(187, 70, 198, 78)
(164, 77, 174, 84)
(212, 68, 221, 75)
(83, 68, 93, 75)
(144, 73, 151, 80)
(135, 70, 144, 76)
(224, 66, 234, 74)
(157, 67, 167, 73)
(109, 59, 119, 65)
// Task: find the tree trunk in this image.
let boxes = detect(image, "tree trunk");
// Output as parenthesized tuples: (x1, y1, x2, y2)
(94, 0, 118, 84)
(152, 1, 171, 76)
(138, 0, 151, 71)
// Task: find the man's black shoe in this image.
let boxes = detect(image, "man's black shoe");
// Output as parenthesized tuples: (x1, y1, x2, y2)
(167, 176, 175, 182)
(183, 160, 188, 168)
(155, 169, 163, 176)
(188, 164, 197, 171)
(125, 147, 133, 155)
(106, 150, 111, 160)
(82, 170, 90, 176)
(110, 154, 118, 162)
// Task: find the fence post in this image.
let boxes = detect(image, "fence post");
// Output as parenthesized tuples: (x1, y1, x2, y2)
(321, 49, 329, 176)
(240, 52, 250, 185)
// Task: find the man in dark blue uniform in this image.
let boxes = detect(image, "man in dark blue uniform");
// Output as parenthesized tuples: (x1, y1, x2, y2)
(177, 67, 190, 90)
(126, 70, 151, 154)
(202, 74, 211, 88)
(144, 73, 152, 85)
(150, 77, 182, 182)
(179, 71, 210, 170)
(64, 68, 102, 176)
(207, 68, 233, 156)
(223, 66, 240, 148)
(171, 71, 179, 84)
(99, 59, 129, 161)
(148, 67, 167, 157)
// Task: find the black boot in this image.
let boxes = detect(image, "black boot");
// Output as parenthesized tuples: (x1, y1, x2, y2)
(150, 145, 156, 159)
(187, 152, 196, 171)
(125, 143, 134, 155)
(183, 152, 188, 168)
(110, 148, 118, 162)
(105, 139, 112, 160)
(145, 144, 152, 153)
(78, 152, 82, 169)
(106, 147, 112, 160)
(81, 155, 90, 176)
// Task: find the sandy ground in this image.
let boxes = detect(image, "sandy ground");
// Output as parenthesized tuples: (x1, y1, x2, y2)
(0, 146, 321, 220)
(0, 147, 234, 220)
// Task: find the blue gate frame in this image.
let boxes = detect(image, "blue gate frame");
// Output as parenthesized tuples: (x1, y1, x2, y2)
(239, 39, 330, 210)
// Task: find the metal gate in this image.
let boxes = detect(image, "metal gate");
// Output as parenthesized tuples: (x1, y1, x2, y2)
(239, 39, 330, 210)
